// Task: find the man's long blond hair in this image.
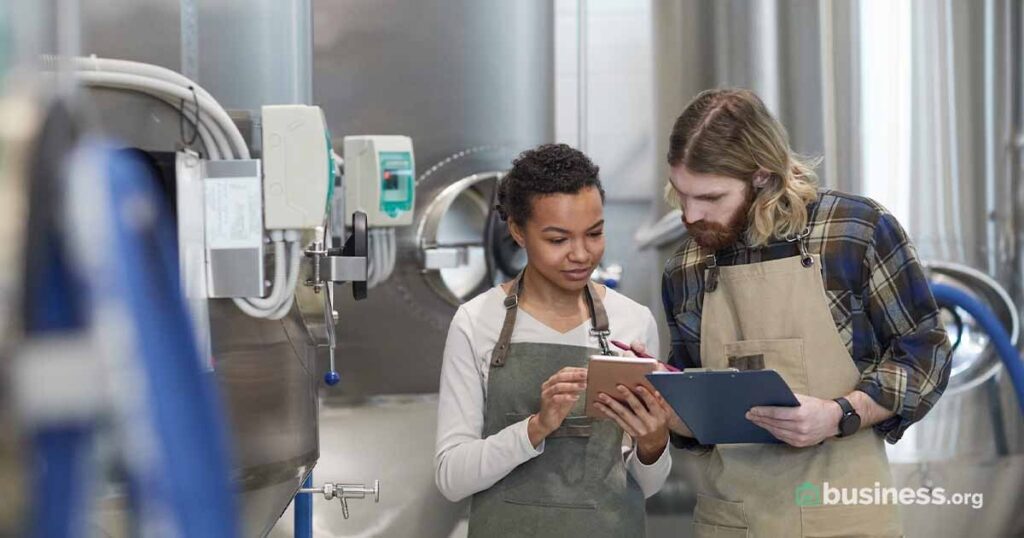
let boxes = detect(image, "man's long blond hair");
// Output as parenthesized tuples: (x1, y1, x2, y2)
(665, 88, 819, 248)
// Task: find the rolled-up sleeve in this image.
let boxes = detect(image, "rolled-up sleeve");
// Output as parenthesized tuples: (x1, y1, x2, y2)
(858, 212, 952, 443)
(661, 268, 712, 453)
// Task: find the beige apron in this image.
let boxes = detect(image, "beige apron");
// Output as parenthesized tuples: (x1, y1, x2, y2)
(690, 240, 903, 537)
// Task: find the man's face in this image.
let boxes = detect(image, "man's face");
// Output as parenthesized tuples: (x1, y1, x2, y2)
(668, 165, 754, 250)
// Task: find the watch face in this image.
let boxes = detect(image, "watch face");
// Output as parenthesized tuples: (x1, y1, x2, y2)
(839, 413, 861, 437)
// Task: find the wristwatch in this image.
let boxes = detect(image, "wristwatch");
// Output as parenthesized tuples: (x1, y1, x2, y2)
(834, 397, 861, 438)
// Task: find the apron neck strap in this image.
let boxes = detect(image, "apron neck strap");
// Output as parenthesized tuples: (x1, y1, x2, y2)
(584, 281, 611, 354)
(785, 226, 814, 268)
(491, 271, 611, 367)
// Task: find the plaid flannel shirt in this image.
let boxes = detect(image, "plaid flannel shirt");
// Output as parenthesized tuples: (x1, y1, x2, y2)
(663, 189, 951, 445)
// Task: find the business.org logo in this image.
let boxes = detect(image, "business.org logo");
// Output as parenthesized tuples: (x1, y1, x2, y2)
(795, 482, 983, 509)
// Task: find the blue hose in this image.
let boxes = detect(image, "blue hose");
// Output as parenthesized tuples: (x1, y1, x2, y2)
(930, 282, 1024, 414)
(99, 144, 238, 537)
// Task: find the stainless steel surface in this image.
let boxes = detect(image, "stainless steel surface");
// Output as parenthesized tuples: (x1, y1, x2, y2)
(268, 395, 462, 538)
(890, 454, 1024, 538)
(417, 171, 505, 307)
(196, 0, 312, 110)
(210, 290, 321, 538)
(315, 0, 555, 396)
(887, 262, 1024, 536)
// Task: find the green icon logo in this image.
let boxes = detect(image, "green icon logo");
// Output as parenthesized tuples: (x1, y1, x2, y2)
(795, 482, 822, 507)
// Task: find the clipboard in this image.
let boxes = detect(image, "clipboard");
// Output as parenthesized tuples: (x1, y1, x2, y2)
(584, 355, 658, 418)
(646, 369, 800, 444)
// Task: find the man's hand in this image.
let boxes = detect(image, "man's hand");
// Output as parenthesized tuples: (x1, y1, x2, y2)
(527, 367, 588, 447)
(746, 394, 843, 447)
(621, 340, 648, 357)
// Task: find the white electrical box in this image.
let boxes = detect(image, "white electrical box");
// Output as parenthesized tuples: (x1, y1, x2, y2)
(261, 105, 332, 230)
(343, 135, 415, 227)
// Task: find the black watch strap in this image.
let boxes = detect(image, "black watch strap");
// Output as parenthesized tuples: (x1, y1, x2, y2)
(833, 397, 859, 438)
(834, 396, 854, 416)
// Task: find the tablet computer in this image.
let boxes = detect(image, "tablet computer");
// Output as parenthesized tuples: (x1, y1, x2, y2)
(646, 369, 800, 444)
(585, 355, 658, 418)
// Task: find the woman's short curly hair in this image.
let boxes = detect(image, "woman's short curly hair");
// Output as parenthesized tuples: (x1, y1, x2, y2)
(496, 143, 604, 226)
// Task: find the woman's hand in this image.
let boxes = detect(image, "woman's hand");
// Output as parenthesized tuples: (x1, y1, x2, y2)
(625, 341, 693, 439)
(527, 367, 587, 447)
(593, 384, 670, 463)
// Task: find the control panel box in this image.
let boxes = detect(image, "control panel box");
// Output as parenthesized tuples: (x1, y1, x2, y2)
(343, 135, 415, 227)
(261, 105, 331, 230)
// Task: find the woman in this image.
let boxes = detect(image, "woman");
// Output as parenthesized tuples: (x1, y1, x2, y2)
(434, 144, 672, 537)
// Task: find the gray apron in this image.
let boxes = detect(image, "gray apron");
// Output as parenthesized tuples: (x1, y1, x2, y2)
(467, 273, 647, 538)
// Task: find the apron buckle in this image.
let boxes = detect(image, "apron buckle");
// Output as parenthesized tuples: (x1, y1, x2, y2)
(503, 293, 519, 309)
(590, 329, 612, 355)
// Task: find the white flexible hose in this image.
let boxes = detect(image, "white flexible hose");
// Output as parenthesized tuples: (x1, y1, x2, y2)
(387, 228, 397, 278)
(376, 229, 387, 286)
(74, 71, 236, 158)
(264, 239, 304, 320)
(381, 228, 392, 282)
(48, 55, 250, 159)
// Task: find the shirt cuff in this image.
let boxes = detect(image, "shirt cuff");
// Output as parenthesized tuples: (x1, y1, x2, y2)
(626, 438, 671, 469)
(514, 416, 545, 456)
(855, 377, 912, 444)
(669, 431, 713, 454)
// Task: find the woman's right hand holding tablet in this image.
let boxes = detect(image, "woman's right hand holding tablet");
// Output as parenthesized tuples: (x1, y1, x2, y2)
(527, 366, 588, 447)
(628, 341, 694, 439)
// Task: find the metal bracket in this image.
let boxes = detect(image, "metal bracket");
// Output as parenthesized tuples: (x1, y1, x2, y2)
(321, 256, 367, 282)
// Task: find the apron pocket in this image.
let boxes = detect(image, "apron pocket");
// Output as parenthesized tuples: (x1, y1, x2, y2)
(723, 338, 808, 395)
(694, 522, 749, 538)
(799, 504, 902, 537)
(693, 494, 749, 537)
(501, 414, 597, 510)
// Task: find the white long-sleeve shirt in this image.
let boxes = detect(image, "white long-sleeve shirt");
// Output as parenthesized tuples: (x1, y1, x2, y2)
(434, 285, 671, 503)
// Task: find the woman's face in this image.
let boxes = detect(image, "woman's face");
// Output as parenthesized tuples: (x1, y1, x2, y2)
(509, 186, 605, 292)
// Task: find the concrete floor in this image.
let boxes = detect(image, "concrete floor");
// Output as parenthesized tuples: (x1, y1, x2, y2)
(446, 514, 694, 538)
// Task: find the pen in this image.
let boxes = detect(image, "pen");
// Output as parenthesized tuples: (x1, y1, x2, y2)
(609, 339, 681, 372)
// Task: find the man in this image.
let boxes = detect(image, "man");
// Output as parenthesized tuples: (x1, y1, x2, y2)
(658, 88, 951, 536)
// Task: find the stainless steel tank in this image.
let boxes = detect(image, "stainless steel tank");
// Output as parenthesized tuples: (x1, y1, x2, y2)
(285, 2, 554, 536)
(314, 0, 554, 398)
(886, 262, 1024, 537)
(70, 1, 324, 536)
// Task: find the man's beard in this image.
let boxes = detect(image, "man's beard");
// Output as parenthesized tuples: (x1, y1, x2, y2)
(685, 187, 755, 250)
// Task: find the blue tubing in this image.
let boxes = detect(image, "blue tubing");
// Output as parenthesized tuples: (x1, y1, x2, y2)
(295, 473, 313, 538)
(930, 282, 1024, 414)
